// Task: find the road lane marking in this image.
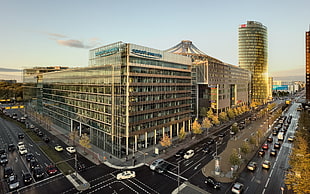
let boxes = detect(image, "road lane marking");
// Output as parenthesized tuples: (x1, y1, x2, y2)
(194, 163, 201, 170)
(251, 176, 255, 182)
(265, 178, 270, 188)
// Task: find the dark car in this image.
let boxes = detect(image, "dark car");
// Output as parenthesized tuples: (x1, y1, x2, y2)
(218, 133, 225, 138)
(18, 133, 24, 139)
(0, 149, 5, 155)
(274, 142, 281, 149)
(258, 149, 265, 157)
(203, 146, 211, 153)
(8, 144, 16, 152)
(25, 153, 34, 162)
(207, 139, 215, 145)
(37, 131, 44, 137)
(33, 166, 44, 180)
(42, 136, 50, 143)
(267, 136, 273, 143)
(22, 171, 32, 184)
(205, 176, 220, 189)
(272, 130, 278, 136)
(46, 165, 58, 175)
(175, 149, 186, 157)
(0, 154, 8, 165)
(30, 159, 39, 171)
(4, 166, 14, 178)
(270, 149, 277, 156)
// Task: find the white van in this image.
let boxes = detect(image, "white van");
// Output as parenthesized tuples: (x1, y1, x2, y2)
(277, 132, 284, 141)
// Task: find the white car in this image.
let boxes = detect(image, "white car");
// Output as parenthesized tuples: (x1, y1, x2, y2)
(232, 182, 244, 194)
(17, 142, 24, 150)
(150, 159, 164, 170)
(66, 147, 76, 154)
(116, 171, 136, 180)
(184, 150, 194, 159)
(19, 146, 27, 155)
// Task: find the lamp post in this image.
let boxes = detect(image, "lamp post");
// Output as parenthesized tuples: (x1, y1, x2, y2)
(163, 160, 181, 193)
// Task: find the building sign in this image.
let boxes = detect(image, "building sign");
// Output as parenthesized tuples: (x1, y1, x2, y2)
(272, 85, 288, 90)
(131, 49, 162, 59)
(95, 47, 119, 57)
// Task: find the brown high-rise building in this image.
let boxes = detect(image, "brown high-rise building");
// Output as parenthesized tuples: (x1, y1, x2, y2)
(306, 30, 310, 101)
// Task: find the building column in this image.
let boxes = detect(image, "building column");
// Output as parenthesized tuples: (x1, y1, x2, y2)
(126, 135, 129, 156)
(170, 125, 172, 138)
(134, 135, 137, 152)
(188, 119, 191, 131)
(176, 123, 179, 136)
(154, 129, 157, 145)
(145, 132, 148, 148)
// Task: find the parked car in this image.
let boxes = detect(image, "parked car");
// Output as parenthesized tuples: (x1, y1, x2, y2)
(175, 149, 186, 157)
(7, 175, 19, 190)
(54, 145, 64, 152)
(231, 182, 244, 194)
(258, 149, 265, 157)
(262, 143, 268, 150)
(150, 159, 164, 171)
(247, 161, 257, 171)
(22, 171, 32, 184)
(184, 150, 194, 159)
(205, 176, 220, 189)
(116, 171, 136, 180)
(262, 160, 271, 169)
(66, 146, 76, 154)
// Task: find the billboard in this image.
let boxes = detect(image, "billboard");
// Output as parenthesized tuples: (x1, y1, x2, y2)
(272, 85, 288, 90)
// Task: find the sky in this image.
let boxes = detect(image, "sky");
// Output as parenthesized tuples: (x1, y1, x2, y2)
(0, 0, 309, 82)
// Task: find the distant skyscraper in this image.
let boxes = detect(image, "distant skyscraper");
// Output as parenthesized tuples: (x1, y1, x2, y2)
(306, 30, 310, 101)
(239, 21, 268, 103)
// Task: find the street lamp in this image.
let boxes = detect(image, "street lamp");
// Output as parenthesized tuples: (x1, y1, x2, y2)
(163, 160, 181, 193)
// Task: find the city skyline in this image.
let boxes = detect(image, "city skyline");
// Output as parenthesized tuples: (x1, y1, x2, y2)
(1, 0, 309, 82)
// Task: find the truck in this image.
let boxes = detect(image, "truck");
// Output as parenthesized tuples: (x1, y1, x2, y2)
(278, 132, 284, 141)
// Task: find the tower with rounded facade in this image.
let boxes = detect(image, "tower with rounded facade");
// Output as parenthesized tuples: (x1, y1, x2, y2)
(239, 21, 268, 103)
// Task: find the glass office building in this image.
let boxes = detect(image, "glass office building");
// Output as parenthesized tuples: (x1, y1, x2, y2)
(306, 30, 310, 101)
(37, 42, 192, 158)
(239, 21, 269, 103)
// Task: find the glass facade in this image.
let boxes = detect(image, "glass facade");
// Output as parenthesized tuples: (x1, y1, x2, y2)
(239, 21, 268, 103)
(306, 31, 310, 101)
(36, 42, 192, 158)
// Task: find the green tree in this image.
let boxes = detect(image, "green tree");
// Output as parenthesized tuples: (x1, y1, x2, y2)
(79, 133, 91, 154)
(160, 134, 172, 147)
(231, 123, 239, 134)
(219, 112, 228, 122)
(229, 149, 241, 166)
(178, 127, 186, 141)
(240, 142, 250, 156)
(192, 120, 202, 135)
(227, 109, 235, 119)
(201, 117, 212, 129)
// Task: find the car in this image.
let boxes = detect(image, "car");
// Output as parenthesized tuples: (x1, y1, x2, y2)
(42, 136, 50, 143)
(46, 165, 58, 175)
(288, 136, 294, 142)
(17, 142, 24, 150)
(231, 182, 244, 194)
(55, 145, 64, 152)
(247, 161, 257, 171)
(156, 162, 170, 173)
(7, 175, 19, 190)
(202, 146, 211, 153)
(66, 146, 76, 154)
(184, 149, 194, 159)
(207, 139, 215, 145)
(22, 171, 32, 184)
(262, 143, 268, 150)
(175, 149, 186, 157)
(218, 133, 225, 138)
(29, 159, 39, 171)
(262, 160, 271, 169)
(270, 149, 277, 156)
(37, 131, 44, 137)
(150, 159, 164, 170)
(0, 149, 5, 155)
(19, 146, 28, 155)
(274, 142, 281, 149)
(25, 153, 34, 161)
(33, 166, 45, 180)
(8, 144, 16, 152)
(0, 154, 8, 165)
(267, 136, 273, 143)
(258, 149, 265, 157)
(18, 133, 24, 139)
(4, 166, 14, 178)
(205, 176, 220, 189)
(116, 171, 136, 180)
(77, 162, 86, 171)
(272, 130, 278, 136)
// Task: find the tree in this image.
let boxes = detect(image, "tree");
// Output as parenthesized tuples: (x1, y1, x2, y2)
(207, 109, 214, 119)
(231, 123, 239, 134)
(160, 134, 172, 147)
(233, 108, 239, 116)
(227, 109, 235, 119)
(69, 130, 79, 146)
(237, 107, 243, 114)
(229, 149, 241, 166)
(240, 142, 250, 156)
(79, 133, 91, 154)
(192, 120, 202, 135)
(211, 116, 220, 126)
(249, 136, 256, 150)
(178, 127, 187, 141)
(202, 117, 212, 129)
(219, 112, 228, 122)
